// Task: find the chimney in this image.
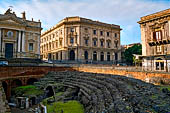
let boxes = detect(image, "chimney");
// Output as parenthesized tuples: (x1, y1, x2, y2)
(22, 11, 26, 19)
(32, 18, 34, 21)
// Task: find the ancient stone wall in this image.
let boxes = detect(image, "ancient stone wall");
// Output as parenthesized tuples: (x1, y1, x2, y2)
(74, 67, 170, 84)
(0, 82, 10, 113)
(0, 66, 170, 84)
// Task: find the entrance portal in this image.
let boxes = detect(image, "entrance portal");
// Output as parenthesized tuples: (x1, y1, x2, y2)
(69, 50, 75, 60)
(46, 86, 54, 98)
(155, 58, 164, 70)
(5, 43, 13, 58)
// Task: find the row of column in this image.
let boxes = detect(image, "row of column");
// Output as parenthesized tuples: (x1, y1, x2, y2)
(18, 31, 25, 52)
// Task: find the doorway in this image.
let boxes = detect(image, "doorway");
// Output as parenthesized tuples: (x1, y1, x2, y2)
(69, 50, 75, 60)
(5, 43, 13, 58)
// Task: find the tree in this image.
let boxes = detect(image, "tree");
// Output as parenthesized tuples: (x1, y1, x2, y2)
(123, 44, 142, 65)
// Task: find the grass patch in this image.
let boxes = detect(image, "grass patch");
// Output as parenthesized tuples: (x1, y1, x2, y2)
(55, 92, 64, 97)
(13, 85, 43, 97)
(159, 85, 170, 91)
(45, 100, 84, 113)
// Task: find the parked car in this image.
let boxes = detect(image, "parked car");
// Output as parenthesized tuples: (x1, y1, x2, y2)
(0, 61, 8, 66)
(8, 103, 16, 107)
(117, 63, 127, 66)
(43, 60, 53, 64)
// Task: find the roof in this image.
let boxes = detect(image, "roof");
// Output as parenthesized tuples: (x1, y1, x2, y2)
(138, 8, 170, 24)
(41, 16, 122, 36)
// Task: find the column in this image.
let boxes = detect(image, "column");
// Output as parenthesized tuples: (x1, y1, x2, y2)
(37, 35, 40, 56)
(22, 31, 25, 52)
(0, 28, 1, 53)
(18, 31, 21, 52)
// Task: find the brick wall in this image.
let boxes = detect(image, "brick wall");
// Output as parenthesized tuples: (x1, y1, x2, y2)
(0, 82, 10, 113)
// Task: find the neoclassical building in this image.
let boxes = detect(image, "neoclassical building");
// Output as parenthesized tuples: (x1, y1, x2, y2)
(41, 17, 122, 63)
(138, 8, 170, 71)
(0, 9, 41, 59)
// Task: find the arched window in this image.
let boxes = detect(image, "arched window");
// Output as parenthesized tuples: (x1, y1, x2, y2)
(84, 51, 88, 60)
(69, 50, 75, 60)
(100, 52, 104, 61)
(107, 52, 110, 61)
(93, 51, 97, 61)
(156, 58, 164, 70)
(115, 53, 118, 61)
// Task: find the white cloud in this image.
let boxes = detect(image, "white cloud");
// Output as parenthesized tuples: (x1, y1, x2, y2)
(0, 0, 169, 44)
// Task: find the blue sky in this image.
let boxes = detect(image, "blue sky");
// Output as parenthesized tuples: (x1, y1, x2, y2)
(0, 0, 169, 45)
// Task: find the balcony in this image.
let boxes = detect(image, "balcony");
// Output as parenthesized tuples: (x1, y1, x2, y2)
(148, 39, 170, 46)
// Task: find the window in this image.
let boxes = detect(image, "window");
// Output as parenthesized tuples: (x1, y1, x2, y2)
(101, 40, 104, 47)
(56, 41, 58, 48)
(93, 30, 96, 35)
(70, 28, 74, 32)
(114, 40, 118, 48)
(100, 52, 104, 61)
(93, 40, 97, 46)
(100, 31, 103, 36)
(29, 43, 33, 51)
(115, 33, 117, 37)
(107, 32, 110, 37)
(60, 40, 62, 46)
(84, 51, 88, 60)
(153, 31, 162, 41)
(107, 52, 110, 61)
(107, 41, 110, 48)
(156, 46, 162, 53)
(84, 28, 88, 33)
(7, 31, 13, 37)
(93, 51, 97, 61)
(70, 37, 74, 44)
(85, 39, 88, 45)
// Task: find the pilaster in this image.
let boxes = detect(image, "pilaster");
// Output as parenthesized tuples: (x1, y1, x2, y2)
(18, 31, 21, 52)
(22, 31, 25, 52)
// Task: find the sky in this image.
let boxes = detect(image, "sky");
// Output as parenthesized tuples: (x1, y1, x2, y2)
(0, 0, 169, 45)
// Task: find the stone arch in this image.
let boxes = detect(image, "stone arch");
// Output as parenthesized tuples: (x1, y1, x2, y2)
(69, 50, 75, 60)
(84, 51, 88, 60)
(155, 58, 164, 70)
(30, 96, 36, 105)
(93, 51, 97, 61)
(27, 78, 38, 85)
(2, 81, 7, 95)
(100, 52, 104, 61)
(11, 79, 22, 96)
(45, 86, 54, 98)
(11, 79, 22, 88)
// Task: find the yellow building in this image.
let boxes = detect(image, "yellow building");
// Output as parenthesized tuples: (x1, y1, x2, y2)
(0, 9, 42, 59)
(138, 8, 170, 71)
(41, 16, 122, 64)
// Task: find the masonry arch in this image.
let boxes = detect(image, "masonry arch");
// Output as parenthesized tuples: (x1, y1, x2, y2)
(84, 51, 88, 60)
(11, 79, 22, 88)
(155, 58, 164, 70)
(45, 86, 54, 98)
(100, 52, 104, 61)
(11, 79, 22, 96)
(27, 78, 38, 85)
(69, 50, 75, 60)
(2, 81, 7, 95)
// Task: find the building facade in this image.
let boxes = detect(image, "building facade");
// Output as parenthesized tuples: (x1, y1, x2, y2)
(41, 17, 122, 64)
(0, 9, 41, 59)
(138, 8, 170, 71)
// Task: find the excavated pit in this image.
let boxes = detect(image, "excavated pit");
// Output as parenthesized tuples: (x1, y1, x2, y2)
(35, 71, 170, 113)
